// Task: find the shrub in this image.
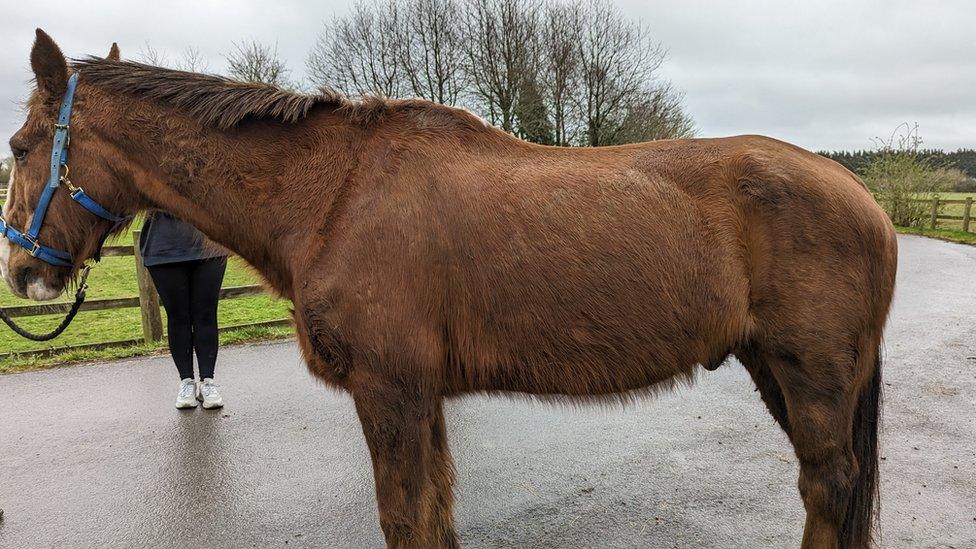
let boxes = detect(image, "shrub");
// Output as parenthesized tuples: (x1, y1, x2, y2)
(0, 157, 10, 190)
(864, 124, 945, 228)
(930, 167, 971, 192)
(951, 174, 976, 193)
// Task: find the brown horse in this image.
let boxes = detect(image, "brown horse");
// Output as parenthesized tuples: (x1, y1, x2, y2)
(3, 30, 897, 548)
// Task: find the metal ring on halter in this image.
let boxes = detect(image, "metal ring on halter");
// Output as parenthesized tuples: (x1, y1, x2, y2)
(22, 234, 42, 257)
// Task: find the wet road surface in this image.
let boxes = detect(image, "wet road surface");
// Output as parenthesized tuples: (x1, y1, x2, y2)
(1, 234, 974, 548)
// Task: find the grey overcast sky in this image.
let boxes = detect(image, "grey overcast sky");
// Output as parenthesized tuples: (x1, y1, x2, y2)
(0, 0, 972, 151)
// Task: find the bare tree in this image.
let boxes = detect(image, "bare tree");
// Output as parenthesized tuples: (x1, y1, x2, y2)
(176, 46, 209, 72)
(137, 42, 168, 66)
(308, 0, 463, 104)
(607, 84, 696, 144)
(307, 1, 404, 97)
(226, 40, 290, 86)
(137, 43, 209, 73)
(540, 1, 583, 145)
(462, 0, 541, 133)
(400, 0, 464, 104)
(576, 0, 665, 146)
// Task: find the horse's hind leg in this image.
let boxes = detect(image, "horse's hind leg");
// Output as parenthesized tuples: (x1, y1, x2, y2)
(737, 343, 791, 438)
(352, 378, 458, 549)
(757, 338, 882, 549)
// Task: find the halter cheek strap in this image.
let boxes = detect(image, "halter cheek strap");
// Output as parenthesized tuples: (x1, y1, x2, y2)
(0, 72, 130, 268)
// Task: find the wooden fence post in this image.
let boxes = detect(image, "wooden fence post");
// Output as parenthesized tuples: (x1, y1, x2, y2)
(132, 230, 163, 342)
(930, 197, 939, 230)
(963, 197, 973, 233)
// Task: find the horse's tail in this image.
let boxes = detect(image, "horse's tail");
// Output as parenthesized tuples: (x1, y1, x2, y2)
(840, 345, 883, 548)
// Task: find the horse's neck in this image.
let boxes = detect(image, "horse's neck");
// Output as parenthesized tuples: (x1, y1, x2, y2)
(124, 113, 360, 299)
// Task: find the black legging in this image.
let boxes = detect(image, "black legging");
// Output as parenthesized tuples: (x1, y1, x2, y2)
(147, 257, 227, 380)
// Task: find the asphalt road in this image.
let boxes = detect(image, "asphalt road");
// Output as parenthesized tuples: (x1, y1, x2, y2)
(1, 234, 974, 548)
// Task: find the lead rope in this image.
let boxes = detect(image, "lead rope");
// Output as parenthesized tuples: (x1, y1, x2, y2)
(0, 262, 93, 342)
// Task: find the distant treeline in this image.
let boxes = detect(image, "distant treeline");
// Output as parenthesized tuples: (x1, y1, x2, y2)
(819, 149, 976, 178)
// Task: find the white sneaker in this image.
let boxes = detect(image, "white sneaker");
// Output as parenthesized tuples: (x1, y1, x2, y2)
(197, 378, 223, 409)
(175, 378, 198, 409)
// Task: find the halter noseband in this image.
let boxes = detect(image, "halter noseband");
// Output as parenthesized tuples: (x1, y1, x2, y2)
(0, 73, 129, 268)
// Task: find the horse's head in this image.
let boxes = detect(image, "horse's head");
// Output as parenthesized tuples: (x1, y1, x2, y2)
(2, 30, 131, 300)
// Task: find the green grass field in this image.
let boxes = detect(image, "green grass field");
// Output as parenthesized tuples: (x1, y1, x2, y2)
(0, 225, 293, 373)
(933, 192, 976, 201)
(896, 225, 976, 246)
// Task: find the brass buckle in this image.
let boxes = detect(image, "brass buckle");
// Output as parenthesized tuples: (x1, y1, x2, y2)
(54, 123, 70, 147)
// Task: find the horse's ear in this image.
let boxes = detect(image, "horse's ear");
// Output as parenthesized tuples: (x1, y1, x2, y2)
(30, 28, 68, 98)
(107, 42, 120, 61)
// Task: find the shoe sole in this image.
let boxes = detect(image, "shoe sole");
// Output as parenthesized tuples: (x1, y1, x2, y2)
(201, 400, 223, 409)
(175, 401, 198, 409)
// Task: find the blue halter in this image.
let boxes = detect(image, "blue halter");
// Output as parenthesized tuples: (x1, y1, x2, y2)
(0, 73, 128, 268)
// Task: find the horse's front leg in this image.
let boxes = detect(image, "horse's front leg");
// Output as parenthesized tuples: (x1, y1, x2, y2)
(353, 377, 459, 549)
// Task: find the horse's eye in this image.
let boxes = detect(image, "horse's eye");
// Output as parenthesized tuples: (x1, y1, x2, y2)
(12, 147, 28, 162)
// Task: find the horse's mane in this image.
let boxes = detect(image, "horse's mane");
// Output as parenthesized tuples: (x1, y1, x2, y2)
(72, 57, 353, 130)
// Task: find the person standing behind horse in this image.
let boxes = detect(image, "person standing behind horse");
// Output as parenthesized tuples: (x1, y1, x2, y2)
(140, 212, 228, 409)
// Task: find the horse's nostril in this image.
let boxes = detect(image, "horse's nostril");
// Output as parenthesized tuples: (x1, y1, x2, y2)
(14, 265, 34, 294)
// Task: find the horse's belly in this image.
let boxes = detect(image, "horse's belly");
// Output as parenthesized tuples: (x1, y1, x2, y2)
(447, 203, 746, 396)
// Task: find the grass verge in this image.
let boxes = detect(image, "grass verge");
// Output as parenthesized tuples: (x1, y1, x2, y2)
(895, 225, 976, 246)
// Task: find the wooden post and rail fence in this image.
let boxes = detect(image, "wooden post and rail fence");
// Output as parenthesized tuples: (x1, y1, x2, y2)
(917, 196, 974, 231)
(0, 230, 291, 361)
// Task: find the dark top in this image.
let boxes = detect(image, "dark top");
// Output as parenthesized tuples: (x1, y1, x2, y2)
(139, 212, 227, 267)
